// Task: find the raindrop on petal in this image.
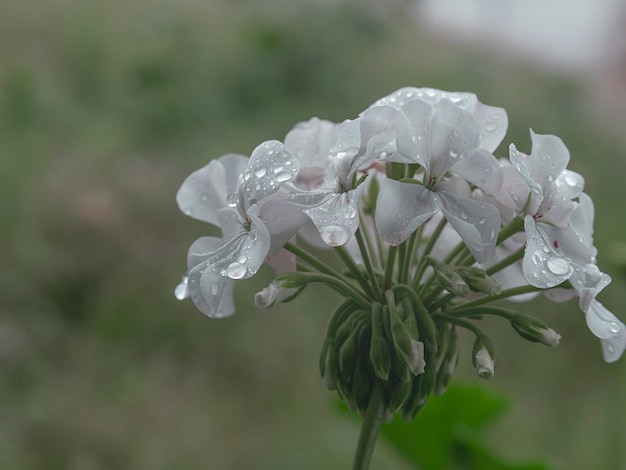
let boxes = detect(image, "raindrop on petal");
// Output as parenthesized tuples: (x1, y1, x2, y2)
(225, 262, 247, 279)
(275, 171, 293, 183)
(255, 167, 267, 178)
(319, 225, 351, 246)
(546, 257, 570, 276)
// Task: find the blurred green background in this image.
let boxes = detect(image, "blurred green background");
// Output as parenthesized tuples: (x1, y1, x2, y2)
(1, 0, 625, 468)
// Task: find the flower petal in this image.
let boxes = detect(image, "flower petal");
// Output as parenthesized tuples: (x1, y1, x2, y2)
(375, 179, 437, 246)
(451, 149, 503, 195)
(241, 140, 298, 207)
(436, 190, 500, 263)
(304, 188, 363, 247)
(522, 215, 573, 288)
(585, 300, 626, 362)
(187, 262, 235, 318)
(394, 98, 434, 167)
(176, 154, 248, 226)
(429, 99, 482, 178)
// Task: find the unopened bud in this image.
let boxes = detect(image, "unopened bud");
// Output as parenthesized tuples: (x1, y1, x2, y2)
(429, 258, 469, 297)
(511, 315, 561, 347)
(456, 266, 502, 296)
(254, 278, 303, 309)
(472, 336, 495, 379)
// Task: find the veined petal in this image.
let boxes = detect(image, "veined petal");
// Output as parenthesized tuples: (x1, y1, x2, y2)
(187, 262, 235, 318)
(259, 196, 310, 254)
(471, 101, 508, 153)
(357, 105, 398, 166)
(586, 303, 620, 343)
(304, 188, 363, 247)
(375, 179, 437, 246)
(186, 236, 224, 269)
(284, 117, 336, 168)
(436, 190, 500, 263)
(429, 99, 481, 178)
(241, 140, 298, 207)
(451, 149, 503, 195)
(394, 98, 434, 167)
(522, 215, 573, 288)
(509, 143, 542, 214)
(529, 130, 570, 187)
(176, 154, 248, 226)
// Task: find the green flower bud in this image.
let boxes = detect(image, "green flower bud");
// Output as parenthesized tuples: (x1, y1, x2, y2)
(370, 303, 391, 381)
(429, 258, 469, 297)
(254, 279, 304, 309)
(435, 326, 459, 396)
(472, 335, 495, 379)
(386, 295, 425, 377)
(511, 315, 561, 347)
(456, 266, 502, 296)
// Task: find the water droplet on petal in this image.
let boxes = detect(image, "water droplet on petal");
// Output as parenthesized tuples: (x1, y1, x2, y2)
(275, 171, 293, 183)
(531, 252, 542, 265)
(227, 193, 238, 208)
(610, 322, 621, 335)
(564, 173, 579, 187)
(201, 193, 209, 202)
(546, 257, 570, 276)
(607, 343, 615, 353)
(225, 262, 247, 280)
(210, 283, 219, 296)
(320, 225, 350, 246)
(478, 217, 486, 225)
(183, 207, 192, 216)
(485, 122, 498, 132)
(255, 167, 267, 178)
(273, 166, 284, 174)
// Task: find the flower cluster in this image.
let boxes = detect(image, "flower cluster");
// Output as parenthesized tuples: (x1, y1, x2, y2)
(175, 87, 625, 417)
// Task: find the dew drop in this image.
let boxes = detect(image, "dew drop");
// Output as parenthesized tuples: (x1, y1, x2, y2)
(546, 257, 570, 275)
(607, 343, 615, 353)
(485, 122, 498, 132)
(226, 193, 238, 208)
(478, 216, 486, 225)
(273, 166, 284, 174)
(183, 207, 192, 216)
(255, 167, 267, 178)
(174, 282, 188, 300)
(461, 211, 469, 220)
(225, 262, 247, 280)
(610, 322, 621, 335)
(275, 171, 293, 183)
(201, 193, 209, 202)
(320, 225, 351, 246)
(531, 251, 542, 265)
(210, 283, 219, 296)
(564, 173, 579, 187)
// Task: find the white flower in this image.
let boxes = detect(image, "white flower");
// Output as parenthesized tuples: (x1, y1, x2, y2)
(283, 109, 395, 246)
(175, 141, 299, 316)
(510, 131, 586, 288)
(585, 300, 626, 363)
(254, 279, 301, 309)
(374, 92, 505, 263)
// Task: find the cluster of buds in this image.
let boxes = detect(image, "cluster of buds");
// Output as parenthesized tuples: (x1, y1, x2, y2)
(175, 87, 625, 418)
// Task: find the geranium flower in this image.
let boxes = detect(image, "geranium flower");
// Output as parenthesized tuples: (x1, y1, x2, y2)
(175, 141, 298, 316)
(374, 90, 506, 263)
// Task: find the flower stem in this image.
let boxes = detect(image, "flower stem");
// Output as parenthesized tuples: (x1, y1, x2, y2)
(352, 381, 386, 470)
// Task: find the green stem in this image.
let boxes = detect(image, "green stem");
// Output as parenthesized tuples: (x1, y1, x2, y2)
(446, 285, 541, 312)
(352, 381, 386, 470)
(412, 217, 447, 289)
(298, 272, 371, 310)
(382, 245, 397, 292)
(356, 229, 383, 300)
(285, 243, 341, 278)
(336, 245, 376, 298)
(486, 246, 524, 275)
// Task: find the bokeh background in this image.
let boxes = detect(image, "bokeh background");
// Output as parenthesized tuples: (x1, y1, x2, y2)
(2, 0, 626, 468)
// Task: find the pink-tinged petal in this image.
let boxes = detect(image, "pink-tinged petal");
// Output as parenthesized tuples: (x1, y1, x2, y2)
(395, 98, 434, 167)
(375, 179, 437, 246)
(304, 188, 363, 247)
(176, 154, 248, 226)
(265, 247, 297, 274)
(436, 190, 500, 263)
(241, 140, 299, 207)
(522, 216, 573, 288)
(429, 99, 482, 178)
(450, 149, 503, 195)
(186, 263, 235, 318)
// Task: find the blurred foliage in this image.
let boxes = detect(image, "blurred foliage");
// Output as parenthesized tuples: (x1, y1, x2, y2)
(381, 384, 553, 470)
(1, 0, 625, 468)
